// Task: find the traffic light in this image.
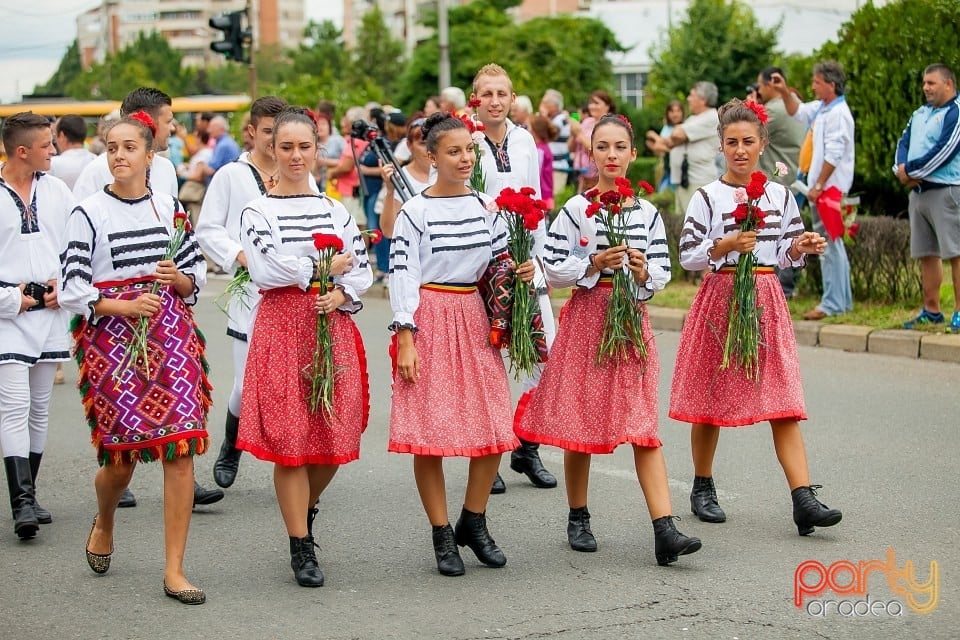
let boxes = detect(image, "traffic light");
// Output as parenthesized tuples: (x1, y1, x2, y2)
(210, 10, 251, 62)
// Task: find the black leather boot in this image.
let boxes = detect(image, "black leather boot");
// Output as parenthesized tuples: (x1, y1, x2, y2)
(213, 411, 242, 488)
(490, 472, 506, 495)
(791, 485, 842, 536)
(4, 457, 39, 540)
(652, 516, 702, 566)
(690, 475, 726, 523)
(28, 452, 52, 524)
(567, 506, 597, 552)
(510, 441, 557, 488)
(289, 536, 324, 587)
(454, 507, 506, 567)
(307, 504, 319, 538)
(431, 524, 465, 576)
(193, 481, 224, 507)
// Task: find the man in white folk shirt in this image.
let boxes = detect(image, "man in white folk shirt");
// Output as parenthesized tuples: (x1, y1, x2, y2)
(49, 115, 96, 191)
(196, 97, 308, 490)
(73, 87, 224, 509)
(472, 63, 558, 494)
(0, 113, 74, 539)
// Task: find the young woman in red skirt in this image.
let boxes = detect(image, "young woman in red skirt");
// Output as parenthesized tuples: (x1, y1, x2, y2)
(388, 112, 535, 577)
(515, 115, 702, 566)
(237, 108, 373, 587)
(669, 99, 842, 536)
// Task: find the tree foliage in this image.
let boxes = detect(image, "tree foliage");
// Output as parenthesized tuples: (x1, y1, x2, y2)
(818, 0, 960, 207)
(646, 0, 779, 110)
(394, 0, 623, 115)
(33, 40, 83, 95)
(352, 7, 405, 99)
(65, 32, 194, 99)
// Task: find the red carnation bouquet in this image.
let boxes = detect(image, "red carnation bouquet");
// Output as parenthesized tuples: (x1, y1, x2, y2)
(307, 232, 345, 414)
(460, 106, 486, 192)
(722, 170, 770, 380)
(114, 209, 191, 381)
(584, 177, 647, 366)
(488, 186, 549, 378)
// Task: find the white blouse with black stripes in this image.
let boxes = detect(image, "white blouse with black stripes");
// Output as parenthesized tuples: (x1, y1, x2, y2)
(543, 193, 669, 301)
(388, 191, 508, 330)
(239, 194, 372, 313)
(678, 179, 806, 272)
(59, 187, 207, 322)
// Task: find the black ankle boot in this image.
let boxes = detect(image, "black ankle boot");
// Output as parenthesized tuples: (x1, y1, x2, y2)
(28, 452, 52, 524)
(307, 504, 319, 538)
(213, 411, 242, 488)
(567, 507, 597, 552)
(791, 485, 842, 536)
(431, 524, 465, 576)
(510, 442, 557, 488)
(289, 536, 324, 587)
(690, 476, 726, 523)
(4, 457, 39, 540)
(490, 472, 506, 495)
(454, 507, 506, 567)
(652, 516, 702, 566)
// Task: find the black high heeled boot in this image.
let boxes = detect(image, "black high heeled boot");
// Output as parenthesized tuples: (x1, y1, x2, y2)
(28, 452, 52, 524)
(690, 476, 726, 523)
(567, 506, 597, 552)
(213, 411, 242, 488)
(289, 536, 324, 587)
(4, 457, 39, 540)
(652, 516, 702, 566)
(431, 524, 465, 576)
(454, 507, 506, 567)
(791, 485, 842, 536)
(510, 441, 557, 488)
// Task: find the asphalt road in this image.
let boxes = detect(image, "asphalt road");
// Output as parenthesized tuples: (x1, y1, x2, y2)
(1, 277, 956, 640)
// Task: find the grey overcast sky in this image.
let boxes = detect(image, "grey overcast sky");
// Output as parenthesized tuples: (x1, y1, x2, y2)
(0, 1, 343, 102)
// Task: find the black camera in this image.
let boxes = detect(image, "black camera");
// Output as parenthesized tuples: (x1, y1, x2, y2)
(350, 119, 381, 141)
(23, 282, 52, 311)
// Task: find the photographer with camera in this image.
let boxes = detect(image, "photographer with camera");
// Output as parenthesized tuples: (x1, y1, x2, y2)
(327, 106, 368, 228)
(0, 113, 74, 540)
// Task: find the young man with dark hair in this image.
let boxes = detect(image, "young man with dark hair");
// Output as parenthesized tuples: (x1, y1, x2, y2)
(72, 87, 178, 200)
(0, 112, 75, 538)
(50, 114, 95, 190)
(196, 96, 302, 489)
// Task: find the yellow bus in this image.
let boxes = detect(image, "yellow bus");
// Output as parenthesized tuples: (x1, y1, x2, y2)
(0, 95, 251, 118)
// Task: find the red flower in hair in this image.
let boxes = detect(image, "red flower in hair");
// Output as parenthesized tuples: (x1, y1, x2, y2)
(312, 233, 344, 253)
(617, 114, 633, 132)
(744, 101, 769, 125)
(129, 111, 157, 137)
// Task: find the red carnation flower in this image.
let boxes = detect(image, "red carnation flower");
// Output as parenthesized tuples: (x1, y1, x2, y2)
(313, 233, 344, 253)
(636, 180, 655, 195)
(368, 229, 383, 244)
(520, 186, 536, 197)
(585, 202, 602, 218)
(746, 181, 766, 201)
(585, 188, 600, 201)
(750, 171, 767, 185)
(848, 223, 859, 237)
(614, 176, 631, 189)
(732, 204, 749, 223)
(468, 97, 481, 109)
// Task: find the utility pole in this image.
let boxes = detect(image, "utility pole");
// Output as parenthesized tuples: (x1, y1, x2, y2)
(438, 0, 450, 91)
